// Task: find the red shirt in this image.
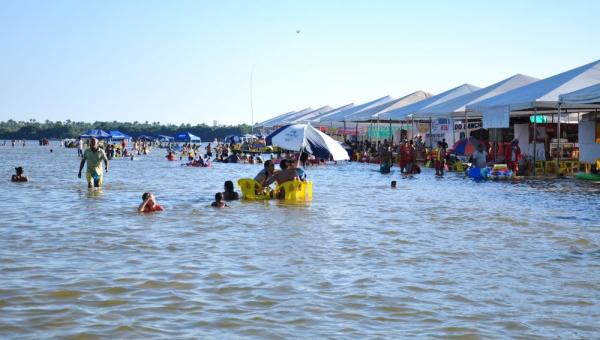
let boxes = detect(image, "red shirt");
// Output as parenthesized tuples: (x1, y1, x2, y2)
(143, 204, 164, 212)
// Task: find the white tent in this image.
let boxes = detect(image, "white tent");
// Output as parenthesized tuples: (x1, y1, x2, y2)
(281, 105, 334, 124)
(559, 83, 600, 104)
(345, 91, 432, 122)
(467, 59, 600, 115)
(413, 74, 538, 119)
(379, 84, 481, 121)
(255, 110, 297, 129)
(261, 107, 314, 128)
(292, 103, 355, 123)
(318, 95, 394, 122)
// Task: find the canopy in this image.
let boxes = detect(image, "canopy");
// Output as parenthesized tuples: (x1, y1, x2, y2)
(560, 83, 600, 104)
(413, 74, 538, 119)
(292, 103, 354, 123)
(319, 95, 394, 122)
(379, 84, 481, 121)
(137, 134, 154, 141)
(108, 130, 132, 140)
(266, 123, 350, 160)
(80, 129, 111, 139)
(346, 91, 432, 122)
(260, 107, 314, 128)
(468, 59, 600, 114)
(175, 132, 201, 142)
(281, 105, 334, 124)
(158, 134, 174, 142)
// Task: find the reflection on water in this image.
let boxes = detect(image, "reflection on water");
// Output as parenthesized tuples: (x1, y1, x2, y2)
(1, 143, 599, 338)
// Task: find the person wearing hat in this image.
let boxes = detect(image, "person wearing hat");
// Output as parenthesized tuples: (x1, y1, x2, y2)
(505, 139, 521, 173)
(11, 166, 28, 182)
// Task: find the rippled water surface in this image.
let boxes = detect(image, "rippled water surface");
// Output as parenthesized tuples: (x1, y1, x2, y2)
(1, 142, 599, 338)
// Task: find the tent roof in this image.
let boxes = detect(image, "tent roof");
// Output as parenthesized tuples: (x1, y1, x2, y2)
(379, 84, 481, 120)
(413, 74, 539, 118)
(560, 82, 600, 104)
(255, 110, 296, 128)
(468, 59, 600, 113)
(108, 130, 132, 139)
(175, 132, 201, 141)
(80, 129, 111, 139)
(262, 107, 313, 128)
(293, 103, 355, 123)
(282, 105, 334, 124)
(346, 91, 433, 122)
(319, 95, 394, 122)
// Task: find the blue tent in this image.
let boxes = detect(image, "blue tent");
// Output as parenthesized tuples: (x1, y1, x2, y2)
(80, 129, 111, 139)
(175, 132, 201, 142)
(108, 130, 132, 140)
(157, 134, 174, 142)
(137, 134, 154, 141)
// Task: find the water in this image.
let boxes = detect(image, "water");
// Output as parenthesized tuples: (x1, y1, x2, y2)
(1, 142, 599, 338)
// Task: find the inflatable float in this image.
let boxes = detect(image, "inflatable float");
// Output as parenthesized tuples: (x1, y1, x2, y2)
(468, 164, 515, 180)
(575, 172, 600, 181)
(237, 178, 312, 201)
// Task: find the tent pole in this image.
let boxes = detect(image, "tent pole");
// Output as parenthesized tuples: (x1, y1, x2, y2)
(451, 117, 456, 146)
(343, 121, 347, 141)
(556, 104, 562, 176)
(533, 109, 537, 176)
(429, 117, 433, 149)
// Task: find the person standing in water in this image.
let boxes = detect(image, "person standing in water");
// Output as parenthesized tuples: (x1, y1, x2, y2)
(78, 138, 109, 188)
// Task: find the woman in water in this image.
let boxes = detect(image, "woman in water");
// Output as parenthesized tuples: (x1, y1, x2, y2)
(11, 166, 28, 182)
(222, 180, 239, 201)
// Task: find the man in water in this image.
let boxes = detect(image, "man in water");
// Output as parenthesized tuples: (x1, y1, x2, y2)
(78, 137, 109, 188)
(263, 159, 300, 198)
(471, 143, 488, 169)
(254, 159, 276, 186)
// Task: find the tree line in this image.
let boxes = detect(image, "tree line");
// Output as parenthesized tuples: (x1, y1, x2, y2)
(0, 119, 253, 141)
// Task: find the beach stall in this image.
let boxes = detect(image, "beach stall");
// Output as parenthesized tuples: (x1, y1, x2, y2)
(379, 84, 481, 148)
(412, 74, 538, 147)
(467, 59, 600, 175)
(560, 83, 600, 170)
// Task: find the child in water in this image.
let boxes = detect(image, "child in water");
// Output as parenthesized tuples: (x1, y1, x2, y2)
(222, 180, 239, 201)
(138, 192, 164, 213)
(211, 192, 228, 208)
(11, 166, 28, 182)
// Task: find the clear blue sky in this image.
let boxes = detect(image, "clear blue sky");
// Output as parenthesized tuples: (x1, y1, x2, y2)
(1, 0, 599, 125)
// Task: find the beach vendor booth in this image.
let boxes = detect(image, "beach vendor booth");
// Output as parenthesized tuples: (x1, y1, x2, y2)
(466, 59, 600, 176)
(560, 83, 600, 179)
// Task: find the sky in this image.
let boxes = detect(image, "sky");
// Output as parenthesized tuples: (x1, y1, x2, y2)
(1, 0, 599, 125)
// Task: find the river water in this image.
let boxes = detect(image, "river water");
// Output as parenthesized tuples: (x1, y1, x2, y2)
(1, 142, 599, 338)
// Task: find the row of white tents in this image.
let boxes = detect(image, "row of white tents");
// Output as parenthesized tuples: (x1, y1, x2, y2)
(255, 59, 600, 163)
(257, 60, 600, 128)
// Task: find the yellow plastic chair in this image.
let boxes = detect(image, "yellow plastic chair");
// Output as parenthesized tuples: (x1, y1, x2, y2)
(237, 178, 270, 200)
(534, 161, 545, 174)
(558, 161, 569, 175)
(274, 180, 313, 201)
(452, 162, 465, 172)
(544, 161, 557, 174)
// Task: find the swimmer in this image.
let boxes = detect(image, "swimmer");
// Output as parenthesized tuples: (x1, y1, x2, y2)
(138, 192, 164, 213)
(391, 180, 397, 188)
(222, 180, 239, 201)
(11, 166, 28, 182)
(211, 192, 228, 208)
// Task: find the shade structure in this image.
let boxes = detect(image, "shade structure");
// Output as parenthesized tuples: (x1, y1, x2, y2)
(468, 59, 600, 114)
(137, 135, 154, 141)
(266, 123, 350, 160)
(175, 132, 201, 142)
(80, 129, 111, 139)
(451, 137, 483, 156)
(345, 91, 432, 122)
(260, 108, 313, 128)
(379, 84, 481, 121)
(157, 135, 174, 142)
(293, 103, 355, 123)
(413, 74, 538, 119)
(319, 95, 394, 122)
(108, 130, 131, 140)
(560, 83, 600, 104)
(281, 105, 334, 124)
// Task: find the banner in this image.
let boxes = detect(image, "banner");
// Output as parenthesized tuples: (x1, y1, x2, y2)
(483, 105, 510, 128)
(432, 118, 450, 133)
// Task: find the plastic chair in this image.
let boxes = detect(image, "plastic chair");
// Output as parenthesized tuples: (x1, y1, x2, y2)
(452, 162, 465, 172)
(274, 180, 312, 201)
(534, 161, 545, 174)
(237, 178, 269, 199)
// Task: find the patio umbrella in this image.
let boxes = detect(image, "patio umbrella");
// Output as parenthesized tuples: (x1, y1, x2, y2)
(266, 123, 350, 160)
(451, 137, 483, 156)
